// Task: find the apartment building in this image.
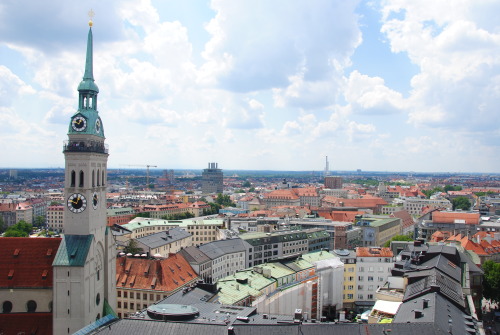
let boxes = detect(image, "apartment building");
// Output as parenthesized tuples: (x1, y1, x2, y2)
(134, 227, 192, 257)
(107, 207, 136, 226)
(333, 249, 357, 309)
(115, 254, 199, 318)
(355, 247, 394, 311)
(198, 238, 247, 282)
(47, 205, 64, 232)
(402, 197, 452, 216)
(113, 217, 223, 247)
(354, 215, 402, 247)
(240, 228, 329, 267)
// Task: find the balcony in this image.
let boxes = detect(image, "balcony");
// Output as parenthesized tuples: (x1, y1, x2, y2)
(63, 140, 109, 154)
(375, 285, 404, 302)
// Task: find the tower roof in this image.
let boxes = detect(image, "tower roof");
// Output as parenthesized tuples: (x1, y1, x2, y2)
(77, 27, 99, 93)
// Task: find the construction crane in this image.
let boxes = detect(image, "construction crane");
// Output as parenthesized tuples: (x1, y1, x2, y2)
(124, 164, 158, 187)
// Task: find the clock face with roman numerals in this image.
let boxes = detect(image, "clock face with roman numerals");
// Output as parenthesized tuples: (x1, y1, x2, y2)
(67, 193, 87, 213)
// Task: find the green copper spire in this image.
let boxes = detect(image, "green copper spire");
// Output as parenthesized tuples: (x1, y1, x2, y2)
(78, 26, 99, 93)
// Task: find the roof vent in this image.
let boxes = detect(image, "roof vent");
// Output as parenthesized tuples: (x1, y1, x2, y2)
(8, 270, 14, 279)
(42, 269, 48, 279)
(151, 277, 157, 289)
(13, 249, 20, 257)
(414, 309, 423, 318)
(46, 249, 53, 257)
(70, 248, 78, 258)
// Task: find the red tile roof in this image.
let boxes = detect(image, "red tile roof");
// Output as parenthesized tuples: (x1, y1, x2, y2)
(0, 313, 52, 335)
(432, 211, 480, 225)
(356, 247, 393, 257)
(116, 254, 198, 293)
(0, 237, 62, 288)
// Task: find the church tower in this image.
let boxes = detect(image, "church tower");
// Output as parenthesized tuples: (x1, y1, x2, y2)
(53, 18, 116, 335)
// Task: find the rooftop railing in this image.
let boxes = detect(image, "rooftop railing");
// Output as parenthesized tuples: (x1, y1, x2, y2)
(63, 140, 109, 154)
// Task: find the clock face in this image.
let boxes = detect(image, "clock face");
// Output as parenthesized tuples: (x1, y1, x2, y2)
(72, 116, 87, 132)
(95, 118, 101, 134)
(67, 193, 87, 213)
(92, 192, 99, 209)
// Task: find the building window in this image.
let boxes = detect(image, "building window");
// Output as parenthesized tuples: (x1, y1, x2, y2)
(79, 170, 84, 187)
(118, 302, 121, 308)
(124, 291, 128, 298)
(124, 302, 128, 309)
(368, 276, 374, 281)
(2, 301, 12, 313)
(70, 170, 76, 187)
(368, 294, 374, 300)
(347, 294, 354, 299)
(26, 300, 37, 312)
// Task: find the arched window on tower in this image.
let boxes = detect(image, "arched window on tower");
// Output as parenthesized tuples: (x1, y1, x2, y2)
(71, 170, 76, 187)
(89, 96, 93, 109)
(79, 170, 84, 187)
(102, 170, 105, 186)
(26, 300, 37, 313)
(97, 169, 100, 186)
(92, 170, 95, 187)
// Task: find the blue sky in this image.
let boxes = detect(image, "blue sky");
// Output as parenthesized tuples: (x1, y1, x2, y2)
(1, 0, 499, 173)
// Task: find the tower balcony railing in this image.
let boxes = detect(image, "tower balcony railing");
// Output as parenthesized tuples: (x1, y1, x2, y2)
(63, 140, 109, 154)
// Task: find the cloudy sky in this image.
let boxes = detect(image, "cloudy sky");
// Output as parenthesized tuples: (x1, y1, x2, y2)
(1, 0, 499, 173)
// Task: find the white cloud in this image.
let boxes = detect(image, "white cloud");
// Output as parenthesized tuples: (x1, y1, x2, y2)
(380, 0, 500, 136)
(345, 70, 405, 115)
(201, 0, 362, 104)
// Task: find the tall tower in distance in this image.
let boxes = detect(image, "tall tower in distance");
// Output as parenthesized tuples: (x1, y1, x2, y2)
(324, 156, 330, 177)
(202, 162, 223, 194)
(53, 17, 116, 334)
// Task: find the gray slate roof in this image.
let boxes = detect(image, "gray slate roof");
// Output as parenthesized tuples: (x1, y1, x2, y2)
(136, 227, 191, 249)
(394, 292, 476, 335)
(199, 238, 247, 260)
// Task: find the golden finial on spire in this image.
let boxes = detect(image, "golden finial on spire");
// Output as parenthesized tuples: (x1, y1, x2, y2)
(88, 9, 95, 27)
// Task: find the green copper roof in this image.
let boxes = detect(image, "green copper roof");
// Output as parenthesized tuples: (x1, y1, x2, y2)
(68, 27, 105, 138)
(301, 250, 336, 263)
(78, 27, 99, 93)
(53, 234, 93, 267)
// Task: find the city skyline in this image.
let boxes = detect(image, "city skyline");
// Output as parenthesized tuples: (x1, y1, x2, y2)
(0, 1, 499, 173)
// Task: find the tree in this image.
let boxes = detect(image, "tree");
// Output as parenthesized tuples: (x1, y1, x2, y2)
(4, 220, 32, 237)
(34, 215, 45, 227)
(242, 181, 251, 188)
(483, 260, 500, 304)
(123, 240, 143, 255)
(451, 196, 471, 210)
(383, 234, 414, 247)
(249, 187, 255, 192)
(444, 185, 462, 192)
(135, 212, 151, 218)
(0, 216, 5, 233)
(215, 193, 235, 207)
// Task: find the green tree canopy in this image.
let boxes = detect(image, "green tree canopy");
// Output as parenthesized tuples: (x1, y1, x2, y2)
(123, 240, 143, 255)
(444, 185, 462, 192)
(451, 196, 471, 211)
(34, 215, 45, 227)
(383, 234, 414, 247)
(242, 181, 251, 188)
(215, 193, 235, 207)
(135, 212, 151, 218)
(482, 260, 500, 304)
(4, 220, 32, 237)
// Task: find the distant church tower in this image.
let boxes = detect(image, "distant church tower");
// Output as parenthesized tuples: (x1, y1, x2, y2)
(53, 18, 116, 334)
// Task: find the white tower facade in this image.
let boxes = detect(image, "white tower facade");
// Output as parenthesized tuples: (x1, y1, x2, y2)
(53, 22, 116, 335)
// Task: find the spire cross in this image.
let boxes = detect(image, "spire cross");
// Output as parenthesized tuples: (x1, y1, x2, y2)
(88, 9, 95, 27)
